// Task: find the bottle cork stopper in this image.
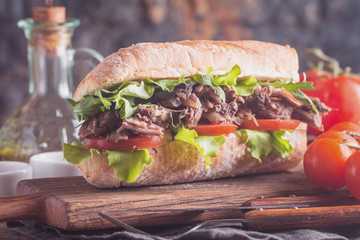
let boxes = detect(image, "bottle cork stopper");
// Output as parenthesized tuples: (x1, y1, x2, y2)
(32, 6, 66, 24)
(30, 1, 69, 56)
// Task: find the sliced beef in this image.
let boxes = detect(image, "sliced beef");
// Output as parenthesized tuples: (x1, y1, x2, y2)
(182, 107, 202, 128)
(236, 108, 254, 121)
(290, 97, 329, 129)
(79, 109, 120, 141)
(272, 90, 304, 108)
(194, 85, 243, 125)
(170, 107, 202, 129)
(155, 83, 201, 109)
(245, 86, 281, 119)
(106, 128, 131, 142)
(202, 102, 242, 125)
(194, 84, 222, 111)
(225, 87, 245, 104)
(106, 118, 165, 143)
(292, 107, 323, 130)
(107, 104, 172, 142)
(137, 104, 172, 128)
(311, 97, 332, 113)
(243, 86, 330, 128)
(252, 102, 293, 119)
(123, 118, 164, 135)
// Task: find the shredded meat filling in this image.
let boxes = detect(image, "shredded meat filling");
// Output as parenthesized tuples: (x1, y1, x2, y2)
(154, 83, 201, 109)
(79, 109, 120, 141)
(194, 85, 243, 125)
(243, 86, 331, 129)
(107, 105, 172, 142)
(79, 84, 330, 141)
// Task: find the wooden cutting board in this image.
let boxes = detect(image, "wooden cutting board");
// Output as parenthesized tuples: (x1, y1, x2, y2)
(0, 170, 350, 231)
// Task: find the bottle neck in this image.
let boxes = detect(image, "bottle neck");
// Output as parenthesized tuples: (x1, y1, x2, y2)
(26, 26, 74, 99)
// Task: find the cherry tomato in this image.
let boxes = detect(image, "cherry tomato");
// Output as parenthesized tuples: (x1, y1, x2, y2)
(329, 122, 360, 135)
(345, 151, 360, 200)
(303, 138, 353, 190)
(316, 130, 360, 151)
(193, 123, 238, 135)
(86, 135, 168, 151)
(239, 119, 300, 131)
(302, 74, 360, 135)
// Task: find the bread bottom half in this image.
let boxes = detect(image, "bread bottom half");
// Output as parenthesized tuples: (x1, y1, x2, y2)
(76, 123, 307, 188)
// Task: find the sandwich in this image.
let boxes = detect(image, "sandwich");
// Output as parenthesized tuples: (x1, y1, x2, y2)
(63, 40, 330, 188)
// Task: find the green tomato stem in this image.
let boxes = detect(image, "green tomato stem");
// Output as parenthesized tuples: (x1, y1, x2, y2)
(347, 144, 360, 150)
(345, 131, 360, 142)
(304, 48, 342, 77)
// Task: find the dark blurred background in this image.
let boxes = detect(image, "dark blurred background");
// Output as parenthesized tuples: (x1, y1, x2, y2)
(1, 0, 360, 125)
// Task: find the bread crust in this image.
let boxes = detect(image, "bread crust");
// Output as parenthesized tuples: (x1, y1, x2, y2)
(76, 123, 307, 188)
(74, 40, 299, 101)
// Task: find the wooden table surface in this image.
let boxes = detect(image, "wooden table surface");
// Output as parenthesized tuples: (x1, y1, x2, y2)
(0, 166, 351, 238)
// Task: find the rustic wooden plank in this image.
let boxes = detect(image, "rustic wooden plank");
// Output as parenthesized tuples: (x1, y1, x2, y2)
(8, 170, 331, 230)
(244, 204, 360, 231)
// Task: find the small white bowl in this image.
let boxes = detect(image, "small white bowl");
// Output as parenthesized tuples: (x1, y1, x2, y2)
(0, 161, 32, 196)
(30, 151, 81, 179)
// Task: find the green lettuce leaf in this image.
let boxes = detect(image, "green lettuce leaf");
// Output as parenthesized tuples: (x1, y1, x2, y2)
(193, 65, 241, 102)
(270, 130, 294, 158)
(193, 64, 241, 87)
(63, 142, 152, 183)
(235, 129, 294, 162)
(118, 81, 155, 99)
(174, 126, 226, 165)
(69, 81, 156, 121)
(212, 64, 241, 86)
(107, 149, 152, 183)
(63, 142, 100, 164)
(195, 135, 226, 165)
(235, 130, 272, 162)
(145, 76, 193, 92)
(233, 75, 258, 96)
(193, 73, 213, 87)
(259, 81, 315, 91)
(114, 97, 137, 119)
(174, 125, 199, 147)
(68, 95, 102, 121)
(94, 89, 118, 111)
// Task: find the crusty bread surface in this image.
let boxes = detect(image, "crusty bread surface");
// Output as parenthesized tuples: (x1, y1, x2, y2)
(76, 123, 307, 188)
(74, 40, 299, 101)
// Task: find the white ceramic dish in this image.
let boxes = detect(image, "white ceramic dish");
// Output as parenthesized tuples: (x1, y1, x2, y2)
(30, 151, 81, 179)
(0, 161, 32, 196)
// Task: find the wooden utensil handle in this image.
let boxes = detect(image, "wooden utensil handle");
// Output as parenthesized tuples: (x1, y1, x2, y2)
(244, 205, 360, 230)
(242, 194, 359, 208)
(0, 193, 43, 222)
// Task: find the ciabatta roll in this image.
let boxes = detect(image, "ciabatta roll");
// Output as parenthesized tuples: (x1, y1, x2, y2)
(64, 40, 329, 188)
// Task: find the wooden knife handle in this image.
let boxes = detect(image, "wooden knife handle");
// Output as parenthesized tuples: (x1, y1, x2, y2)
(244, 205, 360, 230)
(242, 194, 360, 209)
(0, 193, 43, 222)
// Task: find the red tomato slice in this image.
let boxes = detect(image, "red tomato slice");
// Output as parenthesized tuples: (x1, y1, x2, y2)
(240, 119, 300, 131)
(193, 123, 238, 135)
(86, 135, 167, 151)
